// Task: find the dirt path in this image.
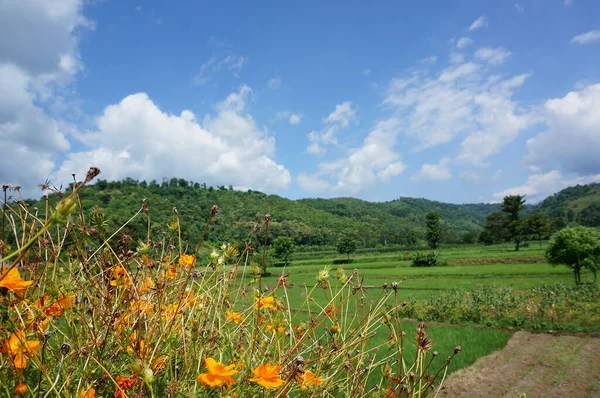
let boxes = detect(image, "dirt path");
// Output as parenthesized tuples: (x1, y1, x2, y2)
(438, 331, 600, 398)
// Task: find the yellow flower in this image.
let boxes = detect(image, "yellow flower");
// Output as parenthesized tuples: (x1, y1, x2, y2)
(249, 363, 285, 389)
(138, 277, 155, 294)
(165, 264, 177, 279)
(0, 266, 33, 297)
(110, 265, 131, 287)
(197, 357, 237, 387)
(301, 370, 323, 386)
(225, 310, 243, 325)
(1, 330, 42, 369)
(254, 295, 276, 311)
(178, 254, 196, 269)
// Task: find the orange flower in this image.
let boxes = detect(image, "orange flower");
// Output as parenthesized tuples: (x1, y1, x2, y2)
(0, 266, 33, 297)
(138, 277, 155, 294)
(115, 375, 138, 398)
(15, 383, 27, 395)
(1, 330, 42, 369)
(110, 265, 131, 287)
(129, 299, 154, 315)
(249, 363, 285, 389)
(301, 370, 323, 386)
(225, 310, 243, 325)
(165, 264, 177, 279)
(178, 254, 196, 269)
(197, 357, 237, 387)
(78, 387, 102, 398)
(254, 295, 276, 311)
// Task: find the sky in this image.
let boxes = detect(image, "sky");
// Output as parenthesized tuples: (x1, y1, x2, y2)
(1, 0, 600, 204)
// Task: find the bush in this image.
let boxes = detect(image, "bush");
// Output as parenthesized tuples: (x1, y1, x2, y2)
(411, 251, 440, 267)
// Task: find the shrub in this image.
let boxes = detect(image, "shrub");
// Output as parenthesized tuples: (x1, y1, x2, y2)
(411, 251, 441, 267)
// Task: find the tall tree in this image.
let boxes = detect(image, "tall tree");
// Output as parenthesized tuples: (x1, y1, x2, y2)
(501, 195, 526, 251)
(525, 213, 551, 247)
(424, 211, 443, 250)
(546, 226, 600, 284)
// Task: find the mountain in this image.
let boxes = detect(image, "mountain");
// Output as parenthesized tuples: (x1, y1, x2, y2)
(23, 178, 499, 248)
(534, 183, 600, 227)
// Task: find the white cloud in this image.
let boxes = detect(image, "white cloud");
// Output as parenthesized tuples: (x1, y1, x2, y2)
(299, 118, 405, 194)
(475, 47, 511, 65)
(419, 56, 438, 65)
(305, 101, 358, 155)
(411, 158, 452, 182)
(268, 77, 281, 89)
(456, 37, 473, 49)
(362, 68, 372, 76)
(526, 83, 600, 176)
(0, 0, 90, 196)
(53, 86, 291, 192)
(468, 16, 488, 32)
(275, 110, 302, 125)
(383, 54, 533, 165)
(493, 170, 600, 203)
(450, 53, 465, 64)
(288, 113, 302, 125)
(571, 30, 600, 45)
(193, 53, 247, 85)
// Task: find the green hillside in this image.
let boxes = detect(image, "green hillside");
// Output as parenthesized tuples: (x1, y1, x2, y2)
(534, 183, 600, 227)
(24, 178, 499, 249)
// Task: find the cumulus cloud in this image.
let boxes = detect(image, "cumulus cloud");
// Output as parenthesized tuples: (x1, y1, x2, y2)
(193, 53, 247, 85)
(0, 0, 90, 195)
(362, 69, 372, 76)
(53, 86, 291, 192)
(493, 170, 600, 203)
(456, 37, 473, 49)
(384, 58, 533, 165)
(411, 158, 452, 182)
(468, 16, 488, 31)
(298, 118, 405, 194)
(306, 101, 357, 155)
(475, 47, 511, 65)
(526, 83, 600, 176)
(268, 77, 281, 89)
(571, 30, 600, 45)
(275, 111, 303, 125)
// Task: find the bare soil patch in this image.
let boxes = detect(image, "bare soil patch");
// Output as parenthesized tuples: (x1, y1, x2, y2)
(439, 331, 600, 397)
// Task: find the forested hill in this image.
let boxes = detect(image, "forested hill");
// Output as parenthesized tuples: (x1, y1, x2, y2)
(533, 183, 600, 227)
(28, 178, 501, 248)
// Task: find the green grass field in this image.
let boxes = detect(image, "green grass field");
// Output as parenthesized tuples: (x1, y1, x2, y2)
(255, 242, 599, 375)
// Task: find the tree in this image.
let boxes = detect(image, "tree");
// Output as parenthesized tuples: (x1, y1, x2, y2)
(577, 203, 600, 227)
(336, 235, 358, 261)
(272, 236, 295, 266)
(501, 195, 526, 251)
(479, 212, 510, 245)
(424, 211, 443, 250)
(524, 213, 550, 246)
(545, 226, 600, 285)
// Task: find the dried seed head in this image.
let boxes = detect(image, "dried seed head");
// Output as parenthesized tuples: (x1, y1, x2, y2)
(391, 282, 399, 291)
(210, 205, 219, 216)
(61, 342, 71, 356)
(172, 207, 178, 215)
(85, 167, 101, 183)
(382, 283, 388, 289)
(454, 346, 462, 354)
(264, 213, 271, 224)
(2, 184, 9, 192)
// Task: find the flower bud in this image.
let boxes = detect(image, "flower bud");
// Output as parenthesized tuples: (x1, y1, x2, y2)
(52, 196, 77, 224)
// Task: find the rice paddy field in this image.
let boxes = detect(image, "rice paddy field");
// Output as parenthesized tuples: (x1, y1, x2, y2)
(260, 242, 600, 381)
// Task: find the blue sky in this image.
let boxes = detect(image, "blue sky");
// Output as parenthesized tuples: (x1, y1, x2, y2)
(1, 0, 600, 204)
